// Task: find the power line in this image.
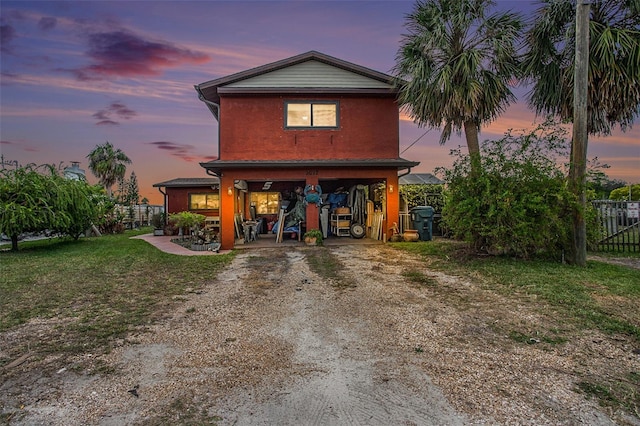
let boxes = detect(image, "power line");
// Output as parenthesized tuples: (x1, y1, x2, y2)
(400, 129, 431, 155)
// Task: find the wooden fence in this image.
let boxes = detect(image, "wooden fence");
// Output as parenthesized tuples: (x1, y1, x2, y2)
(591, 200, 639, 253)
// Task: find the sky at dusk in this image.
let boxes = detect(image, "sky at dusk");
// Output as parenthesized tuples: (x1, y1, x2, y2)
(1, 0, 638, 205)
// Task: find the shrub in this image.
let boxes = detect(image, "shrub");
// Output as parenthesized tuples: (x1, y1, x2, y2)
(609, 184, 640, 201)
(169, 211, 205, 236)
(440, 123, 598, 259)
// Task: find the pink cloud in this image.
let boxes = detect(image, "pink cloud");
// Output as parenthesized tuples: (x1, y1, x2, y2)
(147, 141, 214, 163)
(92, 101, 137, 125)
(73, 30, 210, 81)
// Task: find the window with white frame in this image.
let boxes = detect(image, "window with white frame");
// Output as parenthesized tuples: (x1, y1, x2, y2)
(285, 101, 338, 128)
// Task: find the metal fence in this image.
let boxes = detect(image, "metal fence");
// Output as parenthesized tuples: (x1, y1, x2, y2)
(591, 200, 640, 253)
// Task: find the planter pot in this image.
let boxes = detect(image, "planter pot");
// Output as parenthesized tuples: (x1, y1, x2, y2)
(304, 237, 317, 246)
(403, 229, 420, 242)
(190, 242, 221, 252)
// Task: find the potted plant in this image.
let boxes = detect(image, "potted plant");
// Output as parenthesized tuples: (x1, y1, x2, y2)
(303, 229, 323, 246)
(169, 211, 206, 241)
(151, 213, 165, 236)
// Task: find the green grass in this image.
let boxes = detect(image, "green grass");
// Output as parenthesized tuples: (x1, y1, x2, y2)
(0, 229, 234, 360)
(305, 247, 356, 289)
(392, 239, 640, 340)
(402, 270, 438, 287)
(392, 239, 640, 414)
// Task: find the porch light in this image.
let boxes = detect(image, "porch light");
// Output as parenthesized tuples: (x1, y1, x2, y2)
(227, 186, 233, 196)
(389, 184, 394, 193)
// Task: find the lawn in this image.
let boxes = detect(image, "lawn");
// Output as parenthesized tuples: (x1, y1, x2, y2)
(0, 229, 234, 359)
(394, 239, 640, 341)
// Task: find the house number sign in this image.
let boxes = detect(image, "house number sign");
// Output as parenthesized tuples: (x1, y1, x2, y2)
(306, 169, 319, 175)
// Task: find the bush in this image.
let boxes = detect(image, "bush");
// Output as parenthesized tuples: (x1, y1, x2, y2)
(609, 184, 640, 201)
(0, 164, 106, 249)
(168, 211, 205, 236)
(399, 184, 444, 211)
(440, 123, 597, 259)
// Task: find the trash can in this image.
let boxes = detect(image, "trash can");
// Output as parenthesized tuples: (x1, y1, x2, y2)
(409, 206, 434, 241)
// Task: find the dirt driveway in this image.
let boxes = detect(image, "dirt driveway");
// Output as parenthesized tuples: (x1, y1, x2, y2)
(2, 245, 637, 425)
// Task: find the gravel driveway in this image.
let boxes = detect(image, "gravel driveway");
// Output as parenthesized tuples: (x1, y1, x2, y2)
(4, 245, 636, 425)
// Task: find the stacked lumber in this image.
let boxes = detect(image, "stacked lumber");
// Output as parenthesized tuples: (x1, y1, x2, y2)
(370, 211, 384, 241)
(366, 200, 374, 237)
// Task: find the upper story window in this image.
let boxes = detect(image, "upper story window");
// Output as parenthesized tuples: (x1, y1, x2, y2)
(285, 101, 338, 128)
(189, 193, 219, 210)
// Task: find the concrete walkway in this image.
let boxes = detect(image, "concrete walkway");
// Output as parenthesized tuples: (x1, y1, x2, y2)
(130, 234, 231, 256)
(133, 232, 383, 256)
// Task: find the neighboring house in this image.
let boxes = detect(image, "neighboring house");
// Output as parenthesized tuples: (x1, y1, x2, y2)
(398, 173, 443, 186)
(194, 51, 419, 250)
(152, 177, 220, 221)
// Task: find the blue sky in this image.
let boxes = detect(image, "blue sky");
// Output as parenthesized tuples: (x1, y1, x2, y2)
(1, 0, 638, 204)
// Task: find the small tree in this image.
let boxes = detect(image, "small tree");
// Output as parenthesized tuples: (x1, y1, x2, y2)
(0, 165, 60, 250)
(56, 182, 105, 240)
(0, 165, 102, 250)
(609, 184, 640, 201)
(123, 172, 139, 228)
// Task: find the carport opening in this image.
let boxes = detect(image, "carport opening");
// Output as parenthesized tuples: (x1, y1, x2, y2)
(241, 178, 387, 242)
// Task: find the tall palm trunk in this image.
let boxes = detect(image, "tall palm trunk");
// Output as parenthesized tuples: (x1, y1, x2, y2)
(464, 120, 482, 174)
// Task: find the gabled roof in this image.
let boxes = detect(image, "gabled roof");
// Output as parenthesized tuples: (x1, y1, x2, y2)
(195, 51, 398, 117)
(152, 177, 220, 188)
(399, 173, 444, 185)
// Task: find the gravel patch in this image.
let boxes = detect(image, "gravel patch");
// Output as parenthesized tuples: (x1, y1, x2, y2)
(2, 245, 638, 425)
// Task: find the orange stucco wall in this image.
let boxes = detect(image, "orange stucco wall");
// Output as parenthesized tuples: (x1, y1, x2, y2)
(219, 95, 399, 160)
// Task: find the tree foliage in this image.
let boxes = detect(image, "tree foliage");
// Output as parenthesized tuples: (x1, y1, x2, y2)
(399, 184, 444, 212)
(609, 184, 640, 201)
(0, 165, 103, 250)
(116, 171, 140, 228)
(523, 0, 640, 136)
(393, 0, 523, 168)
(440, 123, 598, 259)
(87, 142, 131, 197)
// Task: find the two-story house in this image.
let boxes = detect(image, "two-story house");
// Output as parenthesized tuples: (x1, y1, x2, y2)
(195, 51, 419, 250)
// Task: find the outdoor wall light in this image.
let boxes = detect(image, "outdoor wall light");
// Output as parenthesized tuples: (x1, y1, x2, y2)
(389, 184, 394, 193)
(227, 186, 233, 196)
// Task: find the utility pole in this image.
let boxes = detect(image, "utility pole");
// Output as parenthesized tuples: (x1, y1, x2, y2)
(569, 0, 590, 266)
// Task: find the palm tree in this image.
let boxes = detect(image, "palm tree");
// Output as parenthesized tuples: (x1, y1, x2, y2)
(393, 0, 523, 171)
(87, 142, 131, 197)
(522, 0, 640, 136)
(523, 0, 640, 266)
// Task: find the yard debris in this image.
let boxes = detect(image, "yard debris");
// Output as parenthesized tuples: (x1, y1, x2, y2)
(3, 352, 32, 370)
